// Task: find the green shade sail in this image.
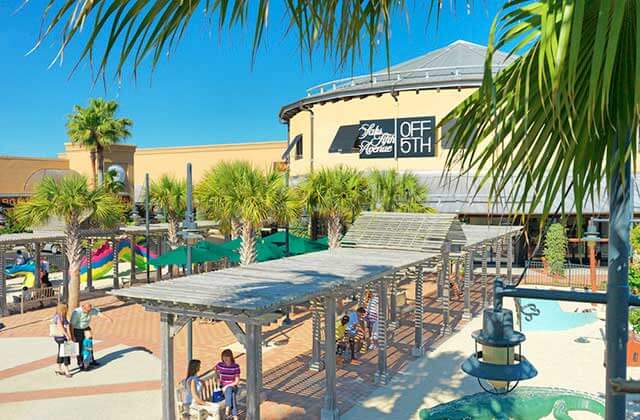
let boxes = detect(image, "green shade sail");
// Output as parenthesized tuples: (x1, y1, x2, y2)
(262, 231, 328, 255)
(150, 243, 235, 266)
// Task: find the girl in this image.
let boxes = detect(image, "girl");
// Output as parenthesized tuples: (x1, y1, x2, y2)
(51, 303, 72, 378)
(215, 349, 240, 420)
(182, 359, 219, 418)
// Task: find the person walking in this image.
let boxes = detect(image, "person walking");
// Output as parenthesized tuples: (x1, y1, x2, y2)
(70, 303, 112, 370)
(215, 349, 241, 420)
(51, 303, 73, 378)
(365, 291, 379, 350)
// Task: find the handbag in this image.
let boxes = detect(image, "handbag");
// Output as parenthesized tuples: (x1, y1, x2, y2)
(49, 324, 61, 337)
(59, 341, 79, 357)
(211, 383, 225, 403)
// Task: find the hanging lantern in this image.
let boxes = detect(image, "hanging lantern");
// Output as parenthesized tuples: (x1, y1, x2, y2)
(461, 307, 537, 394)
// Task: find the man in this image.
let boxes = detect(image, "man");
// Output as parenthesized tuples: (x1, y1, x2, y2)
(70, 303, 112, 369)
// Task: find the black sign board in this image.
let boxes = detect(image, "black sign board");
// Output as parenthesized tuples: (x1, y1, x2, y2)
(357, 116, 435, 159)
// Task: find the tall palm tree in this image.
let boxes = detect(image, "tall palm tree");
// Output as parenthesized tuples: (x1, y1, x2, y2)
(368, 169, 431, 213)
(66, 98, 133, 186)
(298, 166, 369, 249)
(14, 174, 124, 310)
(150, 175, 186, 249)
(197, 161, 300, 265)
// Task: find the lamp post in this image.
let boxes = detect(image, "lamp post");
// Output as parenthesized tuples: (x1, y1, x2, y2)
(145, 173, 151, 283)
(580, 219, 605, 293)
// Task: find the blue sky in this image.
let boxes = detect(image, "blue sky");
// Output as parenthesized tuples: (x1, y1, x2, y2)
(1, 1, 502, 157)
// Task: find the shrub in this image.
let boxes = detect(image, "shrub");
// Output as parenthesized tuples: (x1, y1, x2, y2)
(544, 223, 567, 276)
(630, 264, 640, 295)
(630, 309, 640, 336)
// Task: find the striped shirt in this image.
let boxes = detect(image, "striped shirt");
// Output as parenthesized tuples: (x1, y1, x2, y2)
(366, 296, 379, 322)
(215, 361, 240, 387)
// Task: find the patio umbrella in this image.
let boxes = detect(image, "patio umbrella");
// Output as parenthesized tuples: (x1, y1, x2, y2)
(219, 237, 285, 262)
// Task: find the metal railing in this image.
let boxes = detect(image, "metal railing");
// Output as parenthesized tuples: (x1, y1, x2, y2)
(305, 64, 508, 97)
(522, 261, 607, 290)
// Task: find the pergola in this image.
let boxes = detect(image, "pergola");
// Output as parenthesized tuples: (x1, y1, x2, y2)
(109, 212, 522, 420)
(0, 221, 217, 315)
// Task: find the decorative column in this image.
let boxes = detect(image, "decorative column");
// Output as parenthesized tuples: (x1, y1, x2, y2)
(34, 242, 41, 288)
(376, 280, 389, 384)
(246, 323, 263, 420)
(156, 236, 163, 282)
(112, 237, 119, 289)
(129, 235, 136, 285)
(482, 243, 489, 308)
(62, 244, 69, 302)
(441, 241, 452, 335)
(412, 264, 425, 357)
(310, 298, 325, 371)
(389, 274, 398, 328)
(507, 234, 514, 285)
(160, 313, 176, 420)
(0, 246, 6, 316)
(463, 250, 473, 320)
(321, 295, 339, 420)
(86, 240, 94, 291)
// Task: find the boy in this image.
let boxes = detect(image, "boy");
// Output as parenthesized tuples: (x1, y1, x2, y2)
(81, 329, 94, 370)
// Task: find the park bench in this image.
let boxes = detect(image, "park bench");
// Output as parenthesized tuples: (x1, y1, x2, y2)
(176, 370, 246, 420)
(15, 286, 61, 314)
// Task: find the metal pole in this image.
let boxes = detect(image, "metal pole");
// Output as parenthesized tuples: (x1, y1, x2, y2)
(0, 246, 6, 316)
(605, 131, 632, 419)
(129, 235, 136, 285)
(111, 238, 119, 289)
(185, 163, 193, 364)
(321, 295, 339, 420)
(86, 240, 93, 291)
(160, 313, 176, 420)
(156, 235, 163, 282)
(285, 161, 290, 257)
(62, 244, 69, 301)
(145, 173, 151, 284)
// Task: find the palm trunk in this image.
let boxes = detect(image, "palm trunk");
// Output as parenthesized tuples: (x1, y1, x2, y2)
(167, 217, 180, 249)
(96, 144, 105, 186)
(327, 213, 341, 249)
(89, 149, 97, 188)
(239, 222, 256, 266)
(65, 220, 83, 312)
(231, 218, 242, 240)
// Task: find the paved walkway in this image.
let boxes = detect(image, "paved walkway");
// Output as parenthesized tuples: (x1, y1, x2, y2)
(0, 275, 485, 419)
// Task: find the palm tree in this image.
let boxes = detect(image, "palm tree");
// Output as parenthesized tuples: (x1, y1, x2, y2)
(150, 175, 186, 249)
(66, 98, 133, 186)
(14, 174, 124, 310)
(298, 166, 369, 249)
(197, 161, 300, 265)
(368, 169, 431, 213)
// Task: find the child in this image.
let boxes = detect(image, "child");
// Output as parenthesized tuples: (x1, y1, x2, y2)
(215, 349, 240, 420)
(81, 329, 94, 370)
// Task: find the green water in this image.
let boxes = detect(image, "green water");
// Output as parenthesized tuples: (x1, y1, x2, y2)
(420, 387, 604, 420)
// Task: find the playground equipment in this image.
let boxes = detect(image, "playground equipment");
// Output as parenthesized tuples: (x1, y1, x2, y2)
(4, 239, 157, 286)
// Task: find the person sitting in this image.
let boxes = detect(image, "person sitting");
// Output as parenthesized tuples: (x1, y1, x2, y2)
(215, 349, 240, 420)
(182, 359, 219, 418)
(336, 315, 352, 357)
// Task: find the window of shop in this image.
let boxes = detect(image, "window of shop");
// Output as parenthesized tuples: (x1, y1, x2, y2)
(295, 136, 303, 159)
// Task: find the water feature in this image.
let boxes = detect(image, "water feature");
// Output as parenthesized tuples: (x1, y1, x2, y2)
(420, 387, 604, 419)
(520, 298, 597, 332)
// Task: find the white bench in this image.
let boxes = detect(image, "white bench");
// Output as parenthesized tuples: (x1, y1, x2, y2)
(176, 371, 247, 420)
(15, 286, 61, 314)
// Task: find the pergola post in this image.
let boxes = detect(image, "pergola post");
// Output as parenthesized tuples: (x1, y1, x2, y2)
(34, 242, 41, 288)
(321, 295, 339, 420)
(0, 246, 7, 316)
(86, 240, 94, 291)
(160, 313, 176, 420)
(463, 250, 472, 320)
(482, 243, 489, 308)
(437, 262, 444, 303)
(310, 298, 325, 371)
(507, 234, 513, 285)
(376, 280, 389, 384)
(495, 239, 502, 278)
(156, 236, 163, 282)
(441, 241, 451, 336)
(129, 235, 136, 285)
(62, 244, 69, 302)
(389, 274, 398, 328)
(112, 237, 119, 289)
(412, 264, 425, 357)
(246, 323, 263, 420)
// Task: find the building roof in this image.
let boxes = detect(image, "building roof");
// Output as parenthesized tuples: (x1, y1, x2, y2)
(462, 225, 523, 247)
(280, 40, 516, 121)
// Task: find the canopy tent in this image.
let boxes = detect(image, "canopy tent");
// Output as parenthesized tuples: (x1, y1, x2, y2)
(261, 231, 328, 255)
(150, 245, 234, 266)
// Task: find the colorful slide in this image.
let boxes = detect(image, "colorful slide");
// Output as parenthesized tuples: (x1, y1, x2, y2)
(3, 240, 158, 287)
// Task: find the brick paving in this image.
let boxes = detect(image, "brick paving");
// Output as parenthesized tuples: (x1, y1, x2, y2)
(0, 274, 487, 419)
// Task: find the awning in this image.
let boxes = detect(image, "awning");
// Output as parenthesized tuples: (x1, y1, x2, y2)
(281, 134, 302, 160)
(328, 124, 359, 153)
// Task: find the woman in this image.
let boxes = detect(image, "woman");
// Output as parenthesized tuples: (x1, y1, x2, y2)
(182, 359, 219, 418)
(215, 349, 241, 420)
(51, 303, 72, 378)
(365, 291, 379, 350)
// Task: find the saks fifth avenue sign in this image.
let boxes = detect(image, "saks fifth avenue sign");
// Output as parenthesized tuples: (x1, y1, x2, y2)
(358, 116, 435, 159)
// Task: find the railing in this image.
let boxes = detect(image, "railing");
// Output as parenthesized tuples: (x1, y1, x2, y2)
(522, 261, 607, 291)
(305, 64, 508, 97)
